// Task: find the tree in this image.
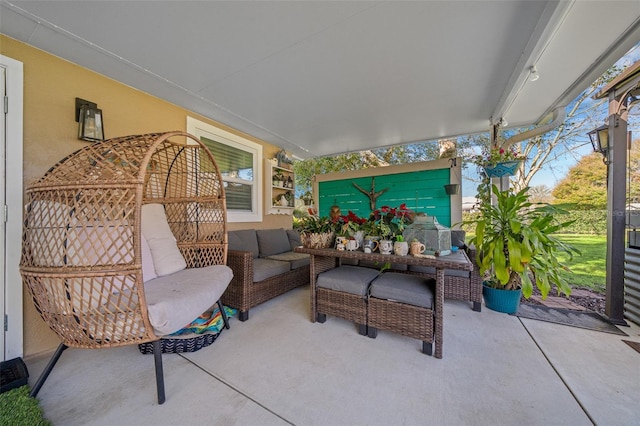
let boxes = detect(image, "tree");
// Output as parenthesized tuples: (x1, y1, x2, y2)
(552, 138, 640, 209)
(551, 153, 607, 209)
(294, 139, 473, 195)
(293, 151, 388, 196)
(528, 185, 553, 204)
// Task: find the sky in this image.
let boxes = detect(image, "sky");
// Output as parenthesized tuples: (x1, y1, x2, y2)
(460, 42, 640, 199)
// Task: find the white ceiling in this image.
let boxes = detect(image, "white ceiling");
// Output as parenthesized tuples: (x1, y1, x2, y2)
(2, 1, 640, 159)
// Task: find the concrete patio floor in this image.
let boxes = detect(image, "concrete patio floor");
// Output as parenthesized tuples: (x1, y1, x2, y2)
(25, 285, 640, 425)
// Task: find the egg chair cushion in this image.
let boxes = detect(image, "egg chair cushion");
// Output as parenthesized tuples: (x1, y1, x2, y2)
(143, 264, 234, 336)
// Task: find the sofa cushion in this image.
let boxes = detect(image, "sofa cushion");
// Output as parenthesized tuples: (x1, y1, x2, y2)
(144, 265, 233, 335)
(256, 228, 291, 257)
(287, 229, 302, 250)
(252, 258, 291, 282)
(228, 229, 259, 259)
(317, 265, 380, 296)
(265, 252, 310, 270)
(141, 203, 186, 277)
(370, 272, 435, 308)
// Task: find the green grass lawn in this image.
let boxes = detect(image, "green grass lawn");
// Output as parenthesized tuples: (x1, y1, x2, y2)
(0, 386, 50, 426)
(555, 234, 606, 293)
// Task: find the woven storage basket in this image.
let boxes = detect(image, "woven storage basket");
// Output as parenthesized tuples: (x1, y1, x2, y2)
(301, 232, 335, 249)
(138, 332, 221, 354)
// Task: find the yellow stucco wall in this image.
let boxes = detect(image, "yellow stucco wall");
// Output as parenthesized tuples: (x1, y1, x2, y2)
(1, 35, 294, 357)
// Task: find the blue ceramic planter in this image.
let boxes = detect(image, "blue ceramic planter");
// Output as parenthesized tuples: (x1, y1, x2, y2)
(483, 160, 522, 178)
(482, 283, 521, 314)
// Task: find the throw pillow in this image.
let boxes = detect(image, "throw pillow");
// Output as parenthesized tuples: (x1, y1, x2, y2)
(141, 203, 186, 276)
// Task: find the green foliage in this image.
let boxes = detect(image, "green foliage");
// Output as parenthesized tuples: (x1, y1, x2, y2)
(0, 386, 50, 426)
(331, 211, 367, 236)
(552, 138, 640, 210)
(292, 140, 475, 196)
(463, 209, 607, 235)
(293, 152, 386, 195)
(560, 210, 607, 234)
(463, 233, 607, 293)
(465, 185, 580, 299)
(372, 143, 439, 164)
(368, 204, 414, 239)
(552, 153, 607, 209)
(292, 215, 334, 234)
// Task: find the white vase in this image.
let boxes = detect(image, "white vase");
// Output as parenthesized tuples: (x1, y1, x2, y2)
(379, 239, 393, 255)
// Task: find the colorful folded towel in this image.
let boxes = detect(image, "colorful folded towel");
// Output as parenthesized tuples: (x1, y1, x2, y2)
(170, 305, 237, 336)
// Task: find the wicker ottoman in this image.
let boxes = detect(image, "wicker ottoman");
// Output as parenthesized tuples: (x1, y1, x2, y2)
(368, 272, 436, 355)
(316, 265, 380, 335)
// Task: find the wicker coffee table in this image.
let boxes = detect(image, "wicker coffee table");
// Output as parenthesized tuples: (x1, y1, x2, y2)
(295, 246, 473, 359)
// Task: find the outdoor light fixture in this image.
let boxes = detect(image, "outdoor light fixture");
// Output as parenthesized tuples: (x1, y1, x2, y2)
(529, 66, 540, 82)
(75, 98, 104, 142)
(587, 124, 609, 165)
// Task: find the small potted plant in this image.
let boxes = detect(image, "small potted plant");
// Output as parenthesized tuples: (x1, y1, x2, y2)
(293, 215, 335, 249)
(332, 211, 367, 247)
(466, 185, 579, 314)
(300, 191, 313, 206)
(272, 170, 284, 187)
(393, 234, 409, 256)
(368, 204, 414, 255)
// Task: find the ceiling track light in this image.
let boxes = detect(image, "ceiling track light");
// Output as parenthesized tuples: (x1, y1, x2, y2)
(529, 66, 540, 82)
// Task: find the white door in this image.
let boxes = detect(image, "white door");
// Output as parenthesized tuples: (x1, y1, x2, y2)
(1, 55, 24, 361)
(0, 61, 5, 360)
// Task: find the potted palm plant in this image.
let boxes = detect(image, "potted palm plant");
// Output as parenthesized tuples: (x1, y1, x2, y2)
(466, 185, 579, 314)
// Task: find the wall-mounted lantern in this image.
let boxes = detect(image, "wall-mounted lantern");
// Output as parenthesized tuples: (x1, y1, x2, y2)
(587, 124, 609, 165)
(75, 98, 104, 142)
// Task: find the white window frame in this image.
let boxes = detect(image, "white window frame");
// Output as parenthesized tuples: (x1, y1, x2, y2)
(187, 117, 263, 222)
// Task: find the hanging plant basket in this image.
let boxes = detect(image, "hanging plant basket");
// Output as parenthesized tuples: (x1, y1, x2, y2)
(444, 184, 460, 195)
(483, 160, 523, 178)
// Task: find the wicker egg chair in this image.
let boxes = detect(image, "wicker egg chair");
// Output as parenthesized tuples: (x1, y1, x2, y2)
(20, 131, 229, 404)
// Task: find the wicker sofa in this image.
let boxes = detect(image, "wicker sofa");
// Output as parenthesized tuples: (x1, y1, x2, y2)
(222, 229, 310, 321)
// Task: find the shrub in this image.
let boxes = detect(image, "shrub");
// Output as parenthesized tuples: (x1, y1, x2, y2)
(462, 209, 607, 236)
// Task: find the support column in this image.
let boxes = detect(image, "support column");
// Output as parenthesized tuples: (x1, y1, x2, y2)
(605, 94, 628, 325)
